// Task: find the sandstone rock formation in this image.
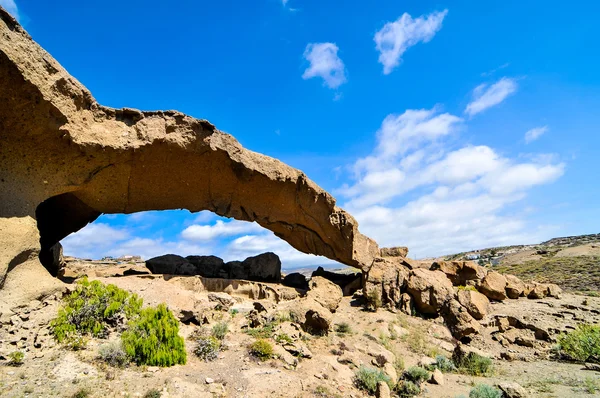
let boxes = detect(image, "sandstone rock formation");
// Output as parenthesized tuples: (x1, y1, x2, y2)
(406, 269, 454, 314)
(0, 8, 378, 303)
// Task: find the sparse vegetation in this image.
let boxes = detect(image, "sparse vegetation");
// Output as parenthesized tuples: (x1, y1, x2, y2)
(249, 339, 273, 361)
(71, 388, 91, 398)
(556, 323, 600, 362)
(121, 304, 186, 366)
(7, 350, 24, 366)
(194, 336, 221, 361)
(211, 322, 229, 340)
(395, 380, 421, 397)
(468, 384, 502, 398)
(584, 377, 600, 394)
(275, 332, 293, 344)
(51, 278, 142, 342)
(143, 388, 162, 398)
(335, 322, 352, 335)
(455, 352, 493, 376)
(64, 333, 88, 351)
(99, 341, 129, 367)
(403, 366, 430, 384)
(427, 355, 457, 373)
(457, 285, 477, 291)
(245, 322, 276, 339)
(314, 385, 342, 398)
(354, 366, 393, 394)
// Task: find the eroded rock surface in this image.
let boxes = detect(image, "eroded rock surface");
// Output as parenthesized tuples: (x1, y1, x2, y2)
(0, 8, 378, 301)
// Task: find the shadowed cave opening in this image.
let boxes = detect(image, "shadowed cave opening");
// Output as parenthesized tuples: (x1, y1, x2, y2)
(35, 192, 352, 286)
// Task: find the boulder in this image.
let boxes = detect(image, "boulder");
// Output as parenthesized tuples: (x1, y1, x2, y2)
(311, 266, 361, 295)
(442, 299, 481, 340)
(457, 289, 490, 320)
(282, 273, 308, 290)
(546, 283, 562, 299)
(285, 298, 333, 334)
(478, 271, 508, 301)
(380, 246, 409, 258)
(452, 343, 491, 366)
(497, 382, 528, 398)
(146, 254, 195, 275)
(376, 381, 391, 398)
(527, 283, 547, 299)
(208, 293, 236, 311)
(406, 269, 453, 314)
(306, 276, 343, 312)
(241, 252, 281, 282)
(431, 261, 486, 286)
(504, 274, 525, 299)
(185, 255, 224, 278)
(363, 257, 410, 309)
(399, 293, 414, 315)
(430, 369, 444, 385)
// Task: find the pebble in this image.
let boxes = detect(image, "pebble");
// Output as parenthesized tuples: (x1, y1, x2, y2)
(205, 377, 214, 384)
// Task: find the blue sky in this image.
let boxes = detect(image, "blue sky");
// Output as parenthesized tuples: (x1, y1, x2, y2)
(5, 0, 599, 267)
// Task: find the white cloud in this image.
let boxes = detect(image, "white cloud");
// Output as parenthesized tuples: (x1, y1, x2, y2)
(106, 238, 209, 260)
(524, 126, 548, 143)
(374, 9, 448, 75)
(302, 43, 347, 89)
(465, 77, 518, 116)
(0, 0, 19, 21)
(339, 107, 565, 258)
(181, 219, 264, 241)
(225, 234, 336, 269)
(61, 223, 129, 259)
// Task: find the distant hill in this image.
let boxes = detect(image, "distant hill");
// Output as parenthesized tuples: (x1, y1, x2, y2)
(442, 233, 600, 295)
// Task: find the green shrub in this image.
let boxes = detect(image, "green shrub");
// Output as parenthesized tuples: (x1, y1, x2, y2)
(429, 355, 456, 373)
(245, 322, 275, 339)
(469, 384, 502, 398)
(275, 333, 293, 344)
(556, 323, 600, 362)
(395, 380, 421, 397)
(64, 334, 88, 351)
(354, 366, 392, 394)
(335, 322, 352, 335)
(7, 350, 24, 366)
(143, 389, 162, 398)
(456, 352, 493, 376)
(211, 322, 229, 340)
(121, 304, 186, 366)
(99, 341, 129, 367)
(229, 309, 239, 316)
(404, 366, 430, 384)
(584, 377, 600, 394)
(72, 388, 91, 398)
(249, 339, 273, 361)
(393, 355, 405, 374)
(194, 336, 220, 361)
(51, 278, 142, 342)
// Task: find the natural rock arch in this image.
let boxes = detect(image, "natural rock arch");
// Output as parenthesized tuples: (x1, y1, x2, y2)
(0, 8, 378, 297)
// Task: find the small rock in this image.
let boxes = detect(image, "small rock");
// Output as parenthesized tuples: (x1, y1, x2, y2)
(430, 369, 444, 385)
(418, 356, 437, 367)
(497, 382, 528, 398)
(147, 366, 159, 373)
(205, 377, 214, 384)
(585, 362, 600, 372)
(376, 381, 391, 398)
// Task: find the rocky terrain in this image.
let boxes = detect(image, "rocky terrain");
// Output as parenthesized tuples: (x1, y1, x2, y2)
(442, 233, 600, 295)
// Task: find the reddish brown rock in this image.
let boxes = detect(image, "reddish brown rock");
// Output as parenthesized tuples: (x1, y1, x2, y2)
(457, 289, 490, 320)
(380, 246, 409, 258)
(505, 274, 526, 299)
(478, 271, 508, 301)
(306, 276, 343, 313)
(406, 269, 454, 314)
(363, 257, 410, 309)
(442, 299, 481, 340)
(431, 261, 486, 285)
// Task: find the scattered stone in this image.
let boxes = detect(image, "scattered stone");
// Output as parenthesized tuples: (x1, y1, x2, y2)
(147, 366, 159, 373)
(430, 369, 444, 385)
(497, 382, 528, 398)
(376, 381, 391, 398)
(585, 363, 600, 372)
(380, 247, 409, 258)
(208, 293, 236, 311)
(418, 356, 437, 367)
(205, 377, 214, 384)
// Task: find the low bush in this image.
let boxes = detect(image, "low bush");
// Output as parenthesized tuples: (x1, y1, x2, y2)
(456, 352, 493, 376)
(335, 322, 352, 335)
(51, 278, 142, 342)
(469, 384, 502, 398)
(64, 333, 88, 351)
(121, 304, 186, 366)
(249, 339, 273, 361)
(354, 366, 392, 394)
(194, 336, 221, 361)
(365, 289, 382, 311)
(275, 333, 293, 344)
(404, 366, 430, 384)
(245, 322, 275, 339)
(7, 350, 24, 366)
(395, 380, 421, 397)
(556, 323, 600, 362)
(72, 388, 91, 398)
(428, 355, 456, 373)
(143, 389, 162, 398)
(99, 341, 129, 367)
(211, 322, 229, 340)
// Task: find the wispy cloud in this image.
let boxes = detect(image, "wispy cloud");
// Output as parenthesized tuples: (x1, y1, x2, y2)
(181, 219, 264, 241)
(302, 42, 347, 89)
(0, 0, 20, 21)
(524, 126, 548, 144)
(481, 63, 510, 77)
(374, 9, 448, 75)
(465, 77, 518, 116)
